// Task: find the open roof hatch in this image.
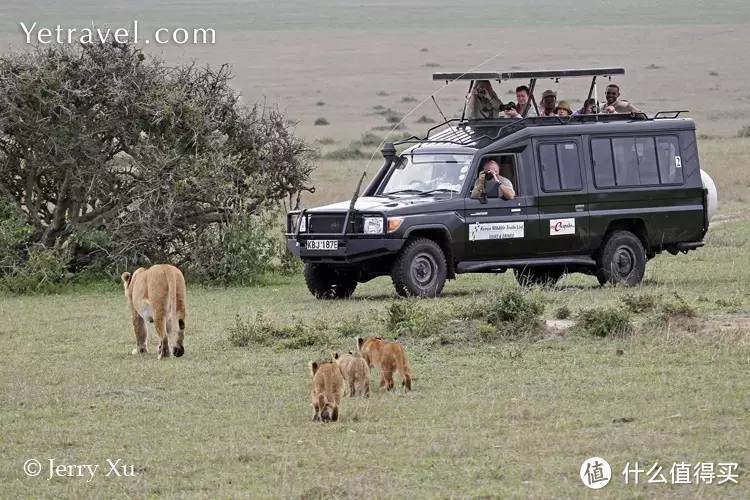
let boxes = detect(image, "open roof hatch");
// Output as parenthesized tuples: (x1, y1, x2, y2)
(433, 67, 625, 118)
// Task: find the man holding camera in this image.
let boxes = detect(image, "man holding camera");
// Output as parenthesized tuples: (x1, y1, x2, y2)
(504, 85, 535, 118)
(470, 159, 515, 201)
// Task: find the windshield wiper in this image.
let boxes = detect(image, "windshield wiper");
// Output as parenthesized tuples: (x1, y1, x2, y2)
(382, 189, 424, 196)
(420, 188, 459, 196)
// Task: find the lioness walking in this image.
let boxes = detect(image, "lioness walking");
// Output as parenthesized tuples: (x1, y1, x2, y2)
(121, 264, 187, 359)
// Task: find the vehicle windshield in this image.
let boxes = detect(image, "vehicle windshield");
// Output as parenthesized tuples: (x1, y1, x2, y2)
(379, 154, 473, 196)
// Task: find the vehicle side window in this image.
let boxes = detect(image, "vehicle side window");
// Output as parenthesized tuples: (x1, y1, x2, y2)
(591, 138, 615, 187)
(473, 155, 519, 198)
(538, 142, 583, 192)
(539, 144, 560, 191)
(635, 137, 659, 185)
(591, 135, 683, 187)
(558, 143, 583, 190)
(656, 136, 683, 184)
(612, 138, 639, 185)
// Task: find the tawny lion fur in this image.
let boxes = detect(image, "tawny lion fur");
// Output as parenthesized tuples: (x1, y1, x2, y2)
(309, 361, 345, 422)
(121, 264, 187, 359)
(332, 351, 370, 397)
(357, 336, 412, 391)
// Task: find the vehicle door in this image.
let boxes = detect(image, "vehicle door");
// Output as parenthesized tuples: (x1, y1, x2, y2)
(463, 154, 534, 260)
(532, 138, 590, 254)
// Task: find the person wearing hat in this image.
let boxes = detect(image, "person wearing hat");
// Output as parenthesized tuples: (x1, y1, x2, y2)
(539, 89, 557, 117)
(554, 100, 573, 117)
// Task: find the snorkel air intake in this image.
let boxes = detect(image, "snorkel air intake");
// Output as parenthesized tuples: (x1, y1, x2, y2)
(362, 142, 398, 196)
(381, 142, 397, 161)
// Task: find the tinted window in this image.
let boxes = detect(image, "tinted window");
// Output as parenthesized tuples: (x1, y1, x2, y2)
(539, 144, 561, 191)
(591, 138, 615, 187)
(538, 142, 582, 192)
(591, 135, 684, 187)
(635, 137, 659, 185)
(557, 143, 583, 190)
(656, 136, 683, 184)
(612, 138, 639, 186)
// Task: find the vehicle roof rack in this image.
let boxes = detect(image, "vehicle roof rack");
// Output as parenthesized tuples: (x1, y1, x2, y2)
(654, 110, 689, 119)
(432, 67, 625, 82)
(392, 111, 688, 150)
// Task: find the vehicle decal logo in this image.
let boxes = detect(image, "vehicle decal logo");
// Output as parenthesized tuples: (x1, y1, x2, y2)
(550, 218, 575, 236)
(469, 221, 524, 240)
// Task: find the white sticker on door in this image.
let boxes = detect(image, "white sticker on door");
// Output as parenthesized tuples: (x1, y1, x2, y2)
(550, 218, 575, 236)
(469, 221, 524, 241)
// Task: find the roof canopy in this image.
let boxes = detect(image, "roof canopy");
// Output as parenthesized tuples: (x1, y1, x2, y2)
(432, 67, 625, 81)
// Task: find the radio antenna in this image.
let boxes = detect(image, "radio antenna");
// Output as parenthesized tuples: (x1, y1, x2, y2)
(349, 171, 367, 211)
(431, 96, 456, 133)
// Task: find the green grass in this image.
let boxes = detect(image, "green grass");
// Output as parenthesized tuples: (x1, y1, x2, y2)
(1, 217, 749, 498)
(1, 139, 749, 497)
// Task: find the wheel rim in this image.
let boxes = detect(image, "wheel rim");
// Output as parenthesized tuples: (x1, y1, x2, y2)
(613, 245, 636, 277)
(411, 252, 437, 287)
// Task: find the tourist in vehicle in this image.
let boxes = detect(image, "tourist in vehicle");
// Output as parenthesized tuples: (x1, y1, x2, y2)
(504, 85, 535, 118)
(539, 89, 557, 117)
(555, 101, 573, 117)
(574, 98, 597, 115)
(601, 84, 641, 114)
(470, 159, 515, 200)
(466, 80, 502, 119)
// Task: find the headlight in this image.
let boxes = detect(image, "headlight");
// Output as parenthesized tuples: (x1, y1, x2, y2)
(387, 217, 404, 233)
(298, 215, 307, 232)
(363, 216, 384, 234)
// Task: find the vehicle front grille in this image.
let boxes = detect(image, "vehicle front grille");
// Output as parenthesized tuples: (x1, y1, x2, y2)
(308, 214, 354, 234)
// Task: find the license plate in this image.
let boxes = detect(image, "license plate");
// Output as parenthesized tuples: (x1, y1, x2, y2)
(306, 239, 339, 251)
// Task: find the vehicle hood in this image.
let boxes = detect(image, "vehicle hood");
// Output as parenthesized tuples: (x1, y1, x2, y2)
(305, 195, 458, 214)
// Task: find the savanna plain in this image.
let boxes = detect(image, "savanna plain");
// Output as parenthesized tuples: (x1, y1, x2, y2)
(0, 1, 749, 498)
(1, 138, 748, 498)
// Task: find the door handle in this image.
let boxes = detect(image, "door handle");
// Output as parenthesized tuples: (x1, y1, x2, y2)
(469, 211, 488, 216)
(511, 208, 522, 213)
(575, 204, 585, 212)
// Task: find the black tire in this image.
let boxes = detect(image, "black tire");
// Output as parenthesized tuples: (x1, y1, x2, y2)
(304, 263, 357, 299)
(595, 230, 646, 286)
(391, 238, 447, 298)
(514, 266, 564, 287)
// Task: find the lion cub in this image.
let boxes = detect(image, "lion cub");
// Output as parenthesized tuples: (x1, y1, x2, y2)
(333, 351, 370, 397)
(309, 361, 345, 422)
(357, 337, 412, 391)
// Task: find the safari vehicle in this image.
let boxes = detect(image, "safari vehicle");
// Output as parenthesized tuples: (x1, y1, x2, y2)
(286, 68, 718, 298)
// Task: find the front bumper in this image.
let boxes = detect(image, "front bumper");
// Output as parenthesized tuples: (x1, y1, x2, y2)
(287, 236, 403, 264)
